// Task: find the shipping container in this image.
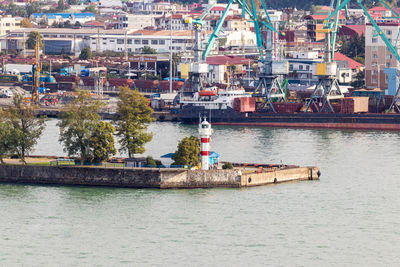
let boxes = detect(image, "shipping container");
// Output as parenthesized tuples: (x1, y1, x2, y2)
(233, 97, 256, 113)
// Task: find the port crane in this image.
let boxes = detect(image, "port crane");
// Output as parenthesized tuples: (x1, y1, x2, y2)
(31, 38, 41, 104)
(178, 0, 288, 112)
(305, 0, 347, 113)
(318, 0, 400, 113)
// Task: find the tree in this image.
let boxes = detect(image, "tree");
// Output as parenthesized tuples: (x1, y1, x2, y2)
(57, 0, 68, 11)
(222, 162, 234, 169)
(83, 6, 98, 14)
(350, 70, 365, 88)
(7, 95, 46, 164)
(26, 31, 43, 50)
(338, 34, 365, 59)
(79, 47, 93, 60)
(63, 20, 72, 28)
(68, 0, 79, 5)
(0, 109, 13, 164)
(58, 90, 104, 163)
(114, 87, 154, 158)
(146, 156, 157, 167)
(172, 136, 200, 167)
(26, 1, 41, 17)
(20, 18, 33, 28)
(141, 46, 157, 54)
(90, 121, 117, 163)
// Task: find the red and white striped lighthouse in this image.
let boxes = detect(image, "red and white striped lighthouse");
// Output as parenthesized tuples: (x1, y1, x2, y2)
(199, 118, 213, 170)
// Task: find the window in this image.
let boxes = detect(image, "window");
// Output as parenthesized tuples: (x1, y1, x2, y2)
(110, 40, 115, 43)
(159, 40, 165, 45)
(372, 38, 377, 43)
(386, 54, 392, 59)
(372, 46, 378, 51)
(134, 39, 140, 44)
(372, 30, 377, 35)
(289, 64, 293, 71)
(151, 40, 158, 45)
(372, 62, 377, 67)
(127, 39, 132, 44)
(299, 65, 303, 70)
(142, 40, 149, 44)
(386, 62, 391, 67)
(306, 65, 310, 71)
(373, 54, 378, 59)
(117, 39, 124, 44)
(387, 30, 392, 35)
(60, 35, 66, 38)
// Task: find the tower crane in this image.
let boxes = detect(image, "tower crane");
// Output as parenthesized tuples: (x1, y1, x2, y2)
(31, 39, 40, 104)
(315, 0, 400, 113)
(179, 1, 216, 93)
(305, 0, 347, 113)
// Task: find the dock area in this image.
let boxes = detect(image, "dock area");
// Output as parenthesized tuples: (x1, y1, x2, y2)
(0, 163, 320, 189)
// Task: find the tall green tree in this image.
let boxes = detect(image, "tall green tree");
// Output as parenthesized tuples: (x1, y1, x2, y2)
(141, 46, 157, 54)
(7, 95, 46, 164)
(26, 31, 43, 49)
(114, 87, 154, 158)
(172, 136, 200, 167)
(58, 90, 107, 163)
(26, 1, 41, 17)
(79, 47, 93, 60)
(90, 121, 117, 163)
(0, 108, 13, 164)
(350, 70, 365, 88)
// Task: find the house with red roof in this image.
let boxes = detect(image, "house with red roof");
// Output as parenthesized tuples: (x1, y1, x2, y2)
(338, 25, 365, 40)
(334, 52, 364, 84)
(304, 13, 346, 41)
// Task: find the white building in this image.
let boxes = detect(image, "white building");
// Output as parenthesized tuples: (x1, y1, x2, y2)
(115, 13, 154, 30)
(0, 16, 20, 37)
(89, 30, 193, 54)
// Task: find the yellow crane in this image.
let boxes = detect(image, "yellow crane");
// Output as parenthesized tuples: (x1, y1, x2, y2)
(31, 40, 40, 104)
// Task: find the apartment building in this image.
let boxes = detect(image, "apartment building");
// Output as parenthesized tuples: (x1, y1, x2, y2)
(0, 16, 20, 37)
(115, 13, 153, 30)
(89, 30, 193, 54)
(365, 22, 400, 89)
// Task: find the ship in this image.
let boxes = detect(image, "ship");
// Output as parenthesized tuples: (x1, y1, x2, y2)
(178, 89, 400, 131)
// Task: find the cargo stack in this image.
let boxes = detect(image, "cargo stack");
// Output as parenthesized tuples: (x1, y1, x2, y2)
(158, 81, 184, 91)
(132, 80, 159, 91)
(340, 97, 368, 113)
(233, 97, 256, 112)
(273, 102, 302, 113)
(107, 78, 133, 88)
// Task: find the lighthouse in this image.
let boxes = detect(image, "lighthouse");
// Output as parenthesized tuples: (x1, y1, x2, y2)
(199, 118, 213, 170)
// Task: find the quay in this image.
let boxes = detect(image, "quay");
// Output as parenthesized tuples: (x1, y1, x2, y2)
(0, 164, 320, 189)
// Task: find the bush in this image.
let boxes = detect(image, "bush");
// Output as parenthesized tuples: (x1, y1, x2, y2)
(222, 162, 234, 169)
(146, 156, 157, 167)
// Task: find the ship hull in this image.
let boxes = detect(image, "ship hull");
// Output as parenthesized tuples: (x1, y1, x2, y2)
(178, 105, 400, 131)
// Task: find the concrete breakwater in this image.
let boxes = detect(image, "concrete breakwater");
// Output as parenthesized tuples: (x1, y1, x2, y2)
(0, 165, 320, 189)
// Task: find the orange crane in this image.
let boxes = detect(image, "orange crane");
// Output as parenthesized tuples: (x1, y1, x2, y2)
(31, 40, 40, 104)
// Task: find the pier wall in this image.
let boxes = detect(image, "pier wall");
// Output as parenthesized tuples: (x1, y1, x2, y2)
(241, 167, 319, 186)
(0, 165, 319, 189)
(0, 165, 241, 188)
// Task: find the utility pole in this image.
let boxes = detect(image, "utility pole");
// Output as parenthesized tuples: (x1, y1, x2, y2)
(124, 30, 128, 60)
(73, 34, 76, 56)
(169, 0, 173, 93)
(23, 31, 26, 58)
(97, 28, 100, 53)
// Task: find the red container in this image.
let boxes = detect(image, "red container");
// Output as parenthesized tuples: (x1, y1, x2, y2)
(234, 97, 256, 112)
(274, 102, 302, 113)
(158, 81, 184, 91)
(55, 75, 80, 84)
(133, 79, 159, 90)
(107, 78, 133, 88)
